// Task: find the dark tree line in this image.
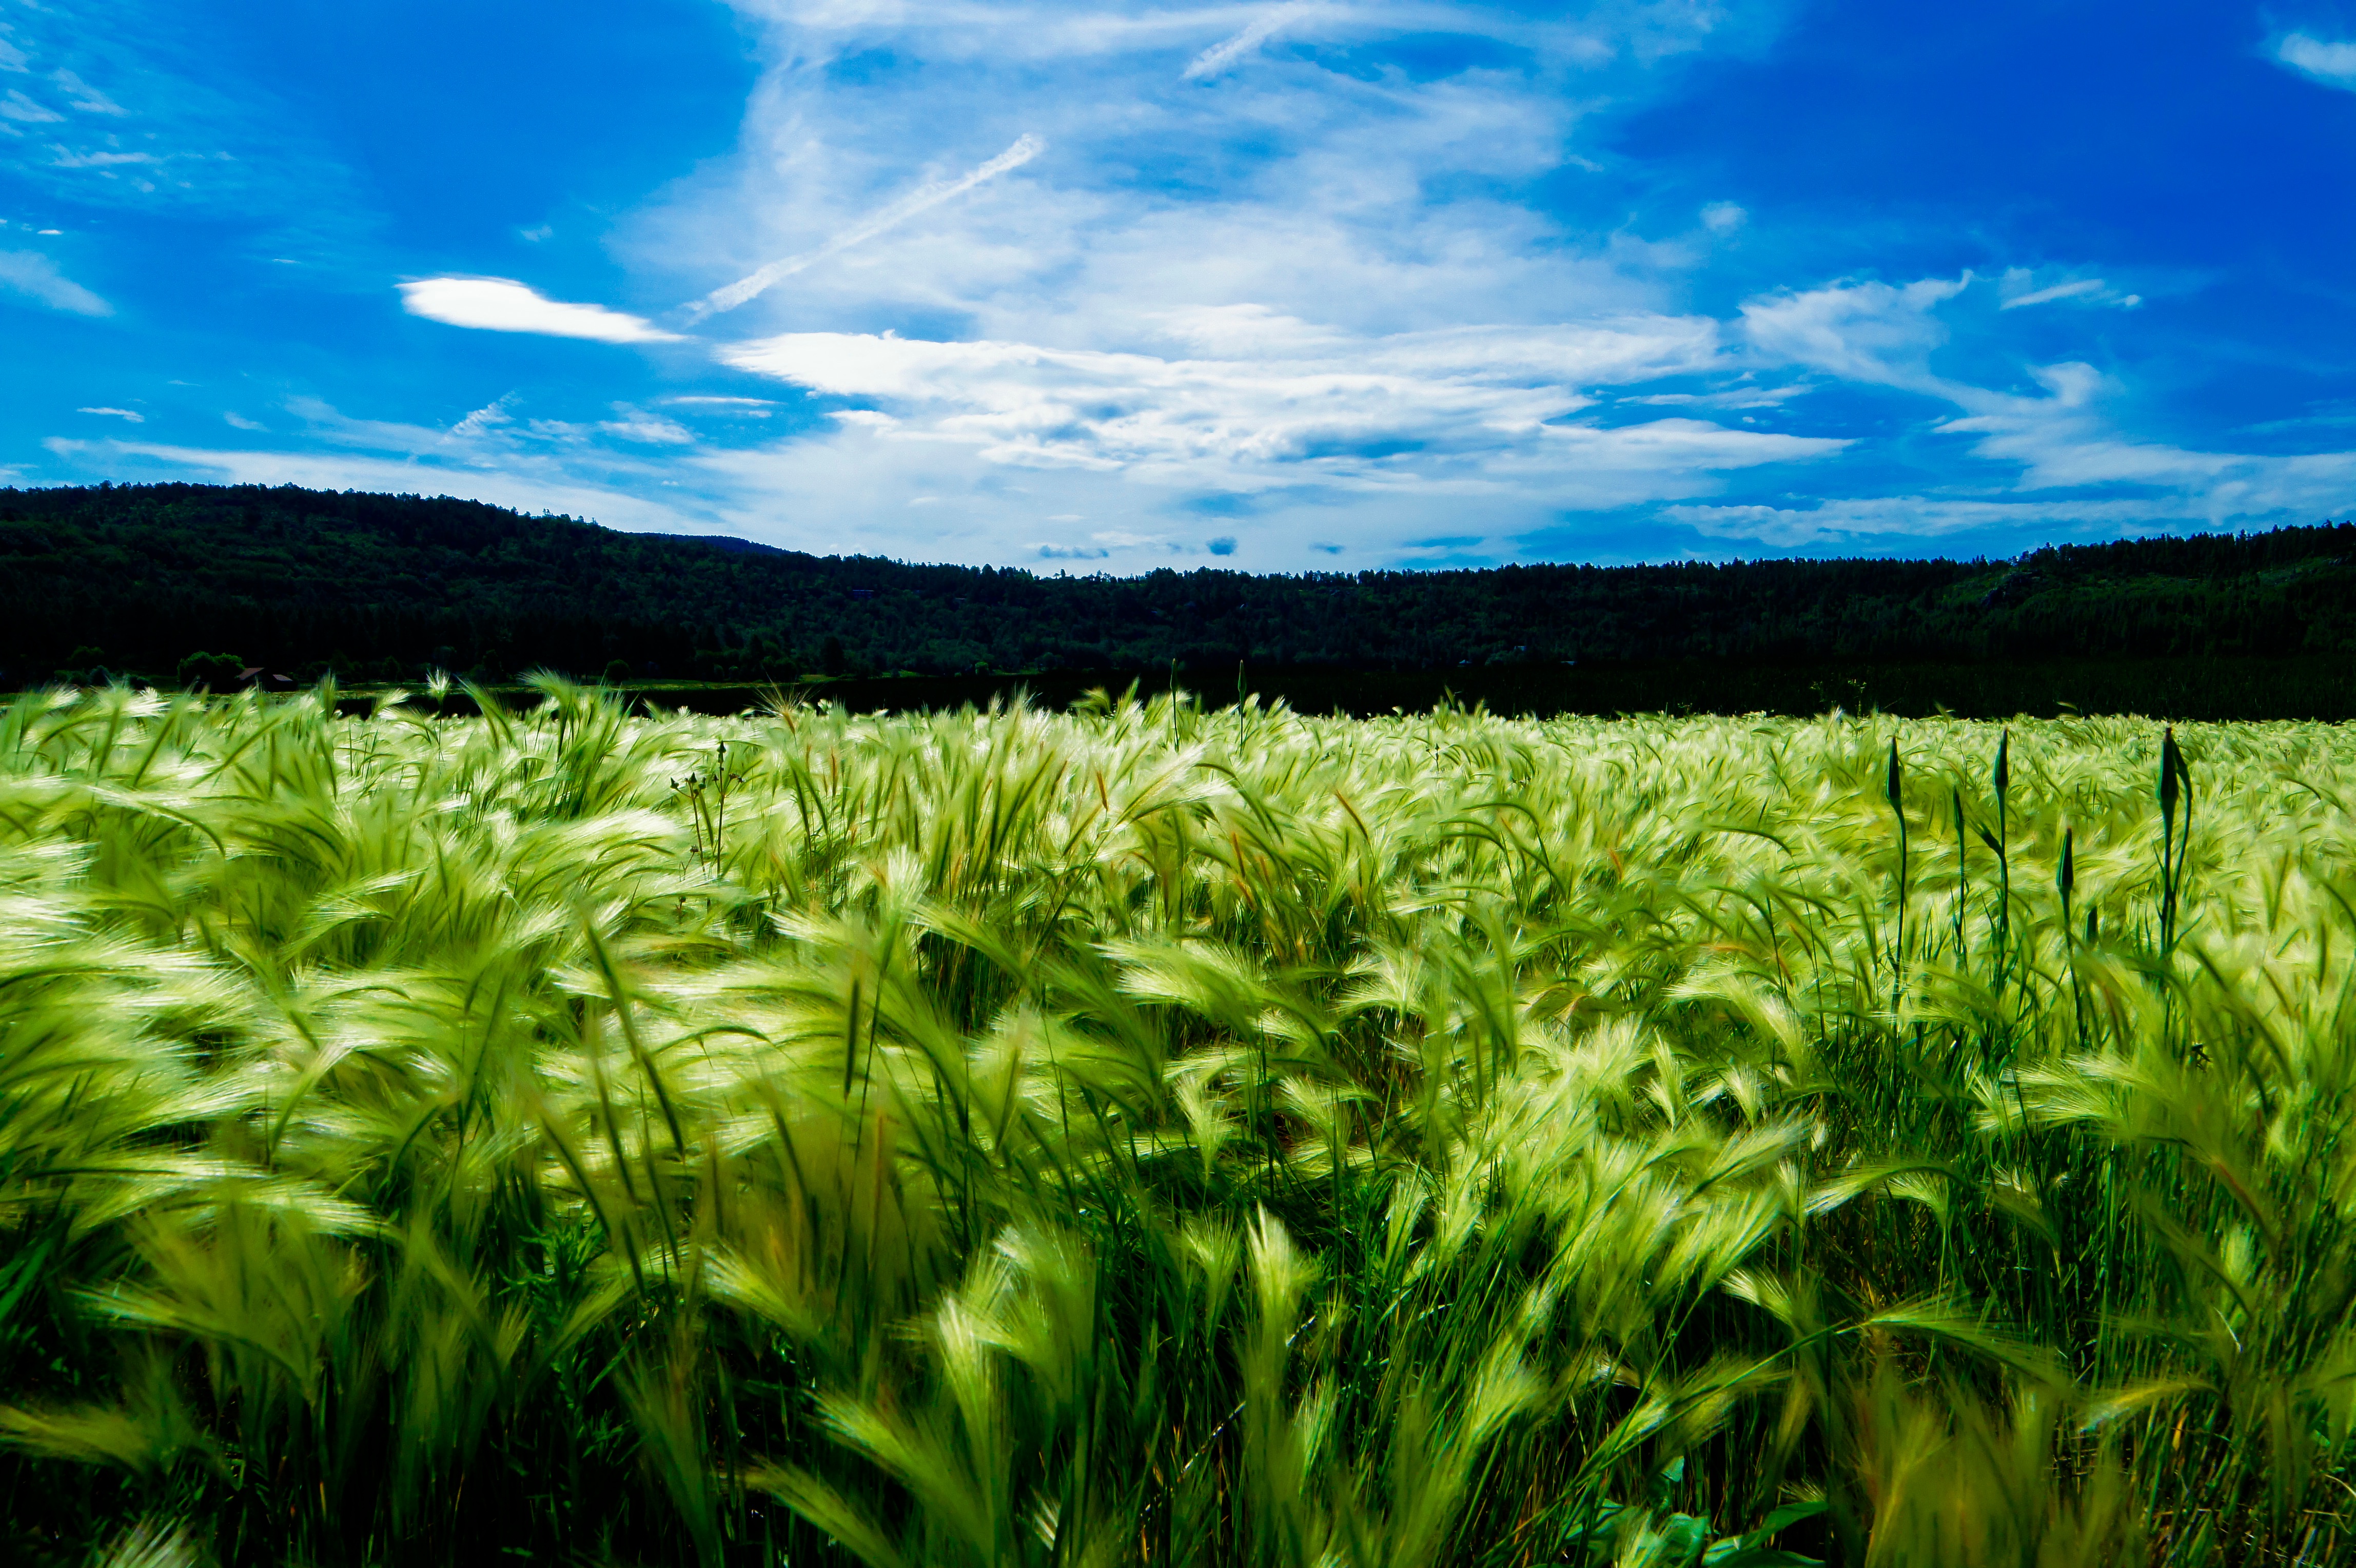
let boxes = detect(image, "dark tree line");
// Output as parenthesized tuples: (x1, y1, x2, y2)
(3, 482, 2353, 687)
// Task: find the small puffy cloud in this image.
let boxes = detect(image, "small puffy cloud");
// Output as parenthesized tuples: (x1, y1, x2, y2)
(2277, 32, 2356, 89)
(2027, 360, 2105, 407)
(77, 406, 142, 421)
(223, 412, 264, 430)
(0, 248, 108, 313)
(1741, 275, 1968, 388)
(1207, 535, 1238, 555)
(397, 277, 681, 343)
(1700, 201, 1746, 233)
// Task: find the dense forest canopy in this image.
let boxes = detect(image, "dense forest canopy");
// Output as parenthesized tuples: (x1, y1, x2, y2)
(2, 482, 2351, 685)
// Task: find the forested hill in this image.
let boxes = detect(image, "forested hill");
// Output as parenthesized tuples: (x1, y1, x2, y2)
(4, 482, 2353, 685)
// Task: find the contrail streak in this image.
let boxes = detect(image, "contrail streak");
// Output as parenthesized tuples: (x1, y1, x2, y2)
(686, 134, 1046, 321)
(1183, 3, 1307, 80)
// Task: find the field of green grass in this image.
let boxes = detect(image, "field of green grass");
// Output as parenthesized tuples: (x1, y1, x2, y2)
(3, 680, 2353, 1566)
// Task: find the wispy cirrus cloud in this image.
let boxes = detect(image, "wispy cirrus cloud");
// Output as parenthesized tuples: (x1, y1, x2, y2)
(52, 70, 126, 116)
(1712, 272, 2356, 545)
(0, 1, 362, 241)
(1, 86, 62, 122)
(1997, 268, 2141, 310)
(0, 249, 110, 314)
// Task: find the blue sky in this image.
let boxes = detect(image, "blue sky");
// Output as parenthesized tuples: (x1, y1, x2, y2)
(6, 1, 2356, 571)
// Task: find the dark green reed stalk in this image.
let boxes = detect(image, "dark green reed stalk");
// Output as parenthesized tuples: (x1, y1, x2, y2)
(2059, 826, 2086, 1046)
(1952, 785, 1967, 962)
(713, 739, 731, 868)
(1887, 739, 1908, 987)
(1974, 729, 2013, 997)
(2158, 725, 2191, 950)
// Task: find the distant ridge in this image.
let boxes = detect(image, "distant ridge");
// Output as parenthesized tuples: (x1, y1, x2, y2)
(2, 482, 2351, 688)
(638, 532, 792, 557)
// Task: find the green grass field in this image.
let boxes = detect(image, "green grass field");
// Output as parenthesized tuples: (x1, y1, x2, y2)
(3, 679, 2352, 1566)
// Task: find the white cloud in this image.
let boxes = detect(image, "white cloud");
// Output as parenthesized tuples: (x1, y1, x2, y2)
(1740, 275, 1969, 388)
(397, 277, 682, 343)
(0, 248, 109, 313)
(77, 406, 143, 421)
(600, 409, 697, 444)
(622, 1, 1746, 350)
(579, 1, 1857, 563)
(1184, 2, 1309, 80)
(223, 411, 264, 430)
(2278, 32, 2356, 89)
(718, 314, 1771, 484)
(1699, 201, 1745, 233)
(683, 309, 1845, 566)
